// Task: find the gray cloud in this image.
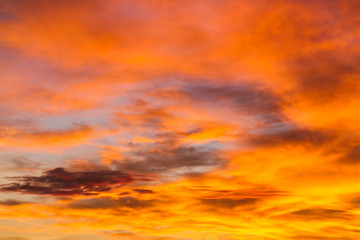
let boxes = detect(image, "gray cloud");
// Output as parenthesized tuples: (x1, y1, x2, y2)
(0, 199, 28, 206)
(0, 167, 139, 196)
(278, 208, 353, 221)
(114, 138, 226, 173)
(200, 197, 258, 208)
(69, 196, 155, 209)
(182, 81, 283, 121)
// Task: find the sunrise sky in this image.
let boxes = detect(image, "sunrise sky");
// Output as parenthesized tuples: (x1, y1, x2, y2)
(0, 0, 360, 239)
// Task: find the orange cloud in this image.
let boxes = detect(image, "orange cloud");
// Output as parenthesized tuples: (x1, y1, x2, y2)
(1, 0, 360, 239)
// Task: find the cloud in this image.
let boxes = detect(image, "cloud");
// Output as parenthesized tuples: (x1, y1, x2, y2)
(339, 145, 360, 164)
(290, 50, 360, 102)
(114, 138, 225, 173)
(0, 155, 41, 173)
(101, 229, 135, 237)
(200, 197, 258, 209)
(193, 186, 286, 211)
(0, 0, 360, 239)
(291, 235, 353, 240)
(133, 189, 154, 194)
(283, 49, 360, 130)
(247, 127, 335, 147)
(0, 167, 137, 196)
(0, 199, 27, 206)
(0, 124, 93, 147)
(114, 100, 172, 129)
(182, 81, 283, 122)
(68, 196, 155, 209)
(278, 208, 353, 221)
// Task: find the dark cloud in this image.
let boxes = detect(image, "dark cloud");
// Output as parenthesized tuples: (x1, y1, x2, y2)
(247, 127, 334, 147)
(68, 196, 155, 209)
(0, 167, 139, 196)
(291, 50, 360, 102)
(118, 191, 131, 195)
(279, 208, 353, 221)
(200, 197, 258, 208)
(0, 136, 224, 197)
(202, 188, 287, 199)
(182, 82, 283, 120)
(291, 235, 353, 240)
(114, 139, 225, 173)
(133, 189, 154, 194)
(339, 145, 360, 164)
(0, 199, 27, 206)
(179, 171, 207, 179)
(345, 194, 360, 208)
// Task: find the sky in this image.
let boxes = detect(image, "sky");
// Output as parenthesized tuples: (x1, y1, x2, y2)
(0, 0, 360, 239)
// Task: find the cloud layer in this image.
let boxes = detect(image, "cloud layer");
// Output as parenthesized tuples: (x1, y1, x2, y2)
(0, 0, 360, 239)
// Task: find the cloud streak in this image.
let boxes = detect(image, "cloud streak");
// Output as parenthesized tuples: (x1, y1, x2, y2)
(0, 168, 137, 196)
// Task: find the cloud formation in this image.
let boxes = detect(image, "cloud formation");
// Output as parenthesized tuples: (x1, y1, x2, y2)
(1, 0, 360, 239)
(0, 168, 136, 196)
(0, 199, 28, 206)
(107, 135, 226, 175)
(68, 196, 155, 209)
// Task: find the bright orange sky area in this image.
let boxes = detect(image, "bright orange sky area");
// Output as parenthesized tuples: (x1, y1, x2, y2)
(0, 0, 360, 239)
